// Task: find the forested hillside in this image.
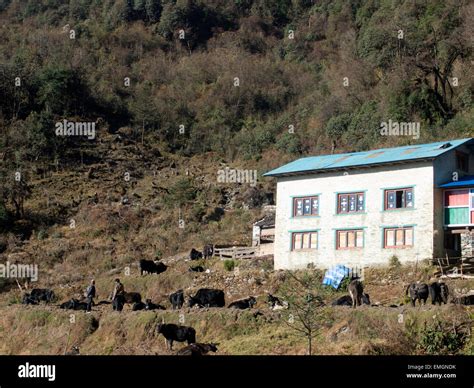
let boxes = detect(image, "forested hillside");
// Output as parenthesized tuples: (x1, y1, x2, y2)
(1, 0, 473, 157)
(0, 0, 473, 249)
(0, 0, 473, 357)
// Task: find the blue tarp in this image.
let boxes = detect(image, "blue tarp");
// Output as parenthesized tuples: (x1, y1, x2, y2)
(322, 264, 350, 289)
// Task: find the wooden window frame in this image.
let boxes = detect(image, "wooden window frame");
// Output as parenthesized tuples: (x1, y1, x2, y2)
(336, 192, 365, 214)
(384, 188, 414, 210)
(291, 231, 318, 251)
(336, 229, 364, 250)
(293, 196, 320, 217)
(383, 227, 414, 248)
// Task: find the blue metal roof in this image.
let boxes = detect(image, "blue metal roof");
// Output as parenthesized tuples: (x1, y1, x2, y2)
(264, 138, 473, 177)
(439, 175, 474, 188)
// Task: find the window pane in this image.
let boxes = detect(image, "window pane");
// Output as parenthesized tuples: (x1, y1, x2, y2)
(405, 189, 413, 207)
(311, 197, 319, 215)
(386, 230, 395, 246)
(339, 195, 348, 213)
(356, 231, 363, 247)
(338, 232, 347, 248)
(357, 194, 364, 211)
(310, 233, 318, 249)
(294, 233, 302, 250)
(395, 191, 404, 208)
(348, 195, 356, 212)
(303, 198, 311, 215)
(295, 199, 303, 216)
(302, 233, 310, 249)
(387, 191, 396, 209)
(347, 231, 355, 247)
(405, 228, 413, 246)
(395, 229, 404, 245)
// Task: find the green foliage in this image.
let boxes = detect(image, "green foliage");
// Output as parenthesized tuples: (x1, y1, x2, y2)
(337, 276, 351, 292)
(344, 101, 381, 151)
(167, 177, 197, 207)
(35, 65, 90, 116)
(37, 228, 48, 240)
(233, 123, 275, 160)
(24, 111, 59, 160)
(0, 202, 9, 229)
(325, 113, 352, 141)
(278, 270, 332, 355)
(389, 255, 401, 268)
(418, 320, 467, 355)
(275, 133, 302, 155)
(223, 259, 235, 271)
(0, 0, 471, 173)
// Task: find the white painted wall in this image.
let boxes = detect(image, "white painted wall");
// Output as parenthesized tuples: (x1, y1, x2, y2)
(273, 162, 435, 269)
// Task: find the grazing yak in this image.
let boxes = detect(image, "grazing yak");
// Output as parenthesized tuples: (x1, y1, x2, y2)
(429, 282, 449, 306)
(22, 288, 55, 304)
(113, 291, 142, 311)
(132, 299, 166, 311)
(267, 294, 288, 310)
(406, 282, 429, 306)
(156, 323, 196, 350)
(189, 248, 203, 260)
(332, 293, 371, 307)
(228, 296, 256, 309)
(169, 290, 185, 309)
(429, 282, 449, 305)
(60, 299, 88, 311)
(189, 265, 205, 273)
(452, 294, 474, 305)
(203, 244, 214, 259)
(139, 259, 167, 276)
(189, 289, 225, 308)
(22, 293, 39, 305)
(124, 292, 142, 304)
(176, 343, 218, 356)
(348, 279, 367, 308)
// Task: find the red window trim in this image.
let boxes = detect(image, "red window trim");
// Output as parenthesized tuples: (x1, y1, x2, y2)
(291, 231, 318, 251)
(336, 229, 363, 250)
(384, 188, 413, 210)
(384, 227, 414, 248)
(293, 196, 319, 217)
(337, 192, 365, 214)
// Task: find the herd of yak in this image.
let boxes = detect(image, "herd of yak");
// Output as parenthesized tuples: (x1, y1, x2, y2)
(17, 245, 474, 355)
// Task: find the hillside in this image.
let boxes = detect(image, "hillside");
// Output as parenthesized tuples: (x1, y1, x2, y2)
(0, 258, 473, 355)
(0, 0, 473, 355)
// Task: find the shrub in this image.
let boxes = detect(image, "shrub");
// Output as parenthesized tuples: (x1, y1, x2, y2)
(37, 229, 48, 240)
(167, 177, 197, 207)
(418, 320, 468, 355)
(0, 202, 9, 229)
(389, 255, 401, 268)
(338, 276, 351, 292)
(51, 231, 63, 239)
(223, 260, 235, 272)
